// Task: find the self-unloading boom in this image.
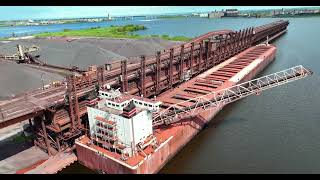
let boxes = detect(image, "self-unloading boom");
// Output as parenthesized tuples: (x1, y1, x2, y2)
(153, 65, 313, 127)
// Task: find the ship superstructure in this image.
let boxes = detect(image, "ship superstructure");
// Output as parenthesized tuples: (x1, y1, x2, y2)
(86, 88, 161, 159)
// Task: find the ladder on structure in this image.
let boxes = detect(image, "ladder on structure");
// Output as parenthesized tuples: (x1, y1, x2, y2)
(152, 65, 313, 127)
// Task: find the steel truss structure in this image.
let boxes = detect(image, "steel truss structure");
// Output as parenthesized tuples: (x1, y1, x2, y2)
(153, 65, 313, 127)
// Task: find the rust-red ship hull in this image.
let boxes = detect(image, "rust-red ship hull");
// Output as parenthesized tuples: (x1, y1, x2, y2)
(75, 44, 277, 174)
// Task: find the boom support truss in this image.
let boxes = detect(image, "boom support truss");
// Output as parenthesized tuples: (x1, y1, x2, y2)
(153, 65, 313, 127)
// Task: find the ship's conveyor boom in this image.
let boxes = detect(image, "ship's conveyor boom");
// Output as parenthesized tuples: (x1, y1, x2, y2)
(153, 65, 313, 126)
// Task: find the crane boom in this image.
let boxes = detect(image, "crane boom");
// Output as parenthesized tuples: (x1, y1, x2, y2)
(153, 65, 313, 127)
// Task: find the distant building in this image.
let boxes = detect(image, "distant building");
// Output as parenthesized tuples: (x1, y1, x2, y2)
(208, 11, 224, 18)
(107, 13, 112, 20)
(271, 8, 320, 17)
(199, 13, 209, 18)
(224, 9, 239, 17)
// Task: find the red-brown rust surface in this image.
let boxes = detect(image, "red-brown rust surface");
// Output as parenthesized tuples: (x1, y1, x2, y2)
(15, 159, 48, 174)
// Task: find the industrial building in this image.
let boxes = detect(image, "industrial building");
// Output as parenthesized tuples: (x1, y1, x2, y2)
(224, 9, 239, 17)
(208, 11, 224, 18)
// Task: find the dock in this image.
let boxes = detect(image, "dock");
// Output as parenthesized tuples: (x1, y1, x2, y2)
(0, 146, 48, 174)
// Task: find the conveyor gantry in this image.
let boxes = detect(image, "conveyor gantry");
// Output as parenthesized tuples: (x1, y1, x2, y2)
(152, 65, 313, 127)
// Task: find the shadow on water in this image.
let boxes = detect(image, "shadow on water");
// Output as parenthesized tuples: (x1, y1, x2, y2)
(0, 133, 33, 161)
(58, 162, 96, 174)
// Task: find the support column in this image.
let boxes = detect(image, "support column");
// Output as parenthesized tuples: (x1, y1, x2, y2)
(140, 55, 146, 97)
(199, 42, 203, 70)
(155, 51, 161, 94)
(72, 77, 80, 127)
(0, 106, 4, 120)
(96, 66, 104, 89)
(211, 42, 216, 65)
(216, 40, 221, 64)
(240, 29, 245, 50)
(56, 136, 61, 152)
(226, 34, 231, 58)
(244, 28, 249, 48)
(222, 36, 228, 60)
(249, 27, 254, 46)
(206, 40, 213, 67)
(231, 33, 236, 55)
(41, 117, 51, 156)
(169, 48, 174, 88)
(245, 28, 249, 48)
(121, 60, 128, 93)
(29, 118, 35, 133)
(236, 30, 241, 53)
(67, 76, 76, 129)
(190, 42, 194, 75)
(204, 40, 209, 69)
(179, 45, 184, 80)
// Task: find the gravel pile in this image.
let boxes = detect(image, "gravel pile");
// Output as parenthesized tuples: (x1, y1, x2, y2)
(0, 60, 64, 100)
(0, 37, 183, 98)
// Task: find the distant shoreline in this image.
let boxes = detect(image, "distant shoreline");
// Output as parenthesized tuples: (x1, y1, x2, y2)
(34, 24, 192, 42)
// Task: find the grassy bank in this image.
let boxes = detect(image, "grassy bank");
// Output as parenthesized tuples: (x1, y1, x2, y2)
(158, 15, 187, 19)
(35, 24, 192, 42)
(0, 37, 8, 40)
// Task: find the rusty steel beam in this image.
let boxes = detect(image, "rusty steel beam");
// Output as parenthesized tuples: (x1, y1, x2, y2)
(231, 32, 236, 53)
(240, 29, 245, 49)
(169, 48, 174, 88)
(97, 66, 104, 89)
(67, 76, 76, 129)
(179, 44, 184, 80)
(204, 40, 209, 69)
(121, 60, 128, 92)
(56, 136, 61, 152)
(0, 110, 44, 129)
(199, 42, 203, 70)
(140, 55, 146, 97)
(190, 42, 194, 75)
(41, 117, 51, 156)
(221, 36, 227, 60)
(73, 77, 80, 127)
(156, 51, 161, 94)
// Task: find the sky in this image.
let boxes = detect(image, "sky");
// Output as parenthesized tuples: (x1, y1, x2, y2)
(0, 6, 318, 21)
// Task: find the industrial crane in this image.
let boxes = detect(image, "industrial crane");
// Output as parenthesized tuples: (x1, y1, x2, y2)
(0, 44, 41, 63)
(152, 65, 313, 127)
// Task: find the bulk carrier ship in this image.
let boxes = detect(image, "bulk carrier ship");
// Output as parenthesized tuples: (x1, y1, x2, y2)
(74, 20, 311, 173)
